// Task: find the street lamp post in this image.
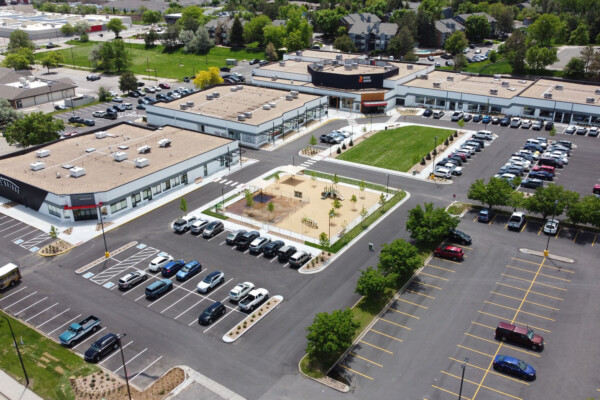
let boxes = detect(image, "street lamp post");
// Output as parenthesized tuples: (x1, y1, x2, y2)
(117, 334, 132, 400)
(458, 357, 469, 400)
(544, 200, 559, 257)
(432, 135, 438, 177)
(1, 313, 29, 387)
(97, 204, 110, 258)
(48, 81, 55, 110)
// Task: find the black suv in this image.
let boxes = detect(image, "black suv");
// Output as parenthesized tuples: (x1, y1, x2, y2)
(198, 301, 226, 325)
(499, 116, 511, 126)
(277, 245, 297, 262)
(84, 333, 119, 362)
(448, 228, 472, 245)
(263, 240, 285, 258)
(235, 231, 260, 250)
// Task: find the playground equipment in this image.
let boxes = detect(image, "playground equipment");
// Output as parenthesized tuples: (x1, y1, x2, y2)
(321, 186, 344, 201)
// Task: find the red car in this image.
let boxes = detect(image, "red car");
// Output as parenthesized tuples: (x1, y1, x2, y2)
(434, 245, 464, 261)
(450, 152, 468, 161)
(159, 83, 170, 89)
(532, 165, 555, 175)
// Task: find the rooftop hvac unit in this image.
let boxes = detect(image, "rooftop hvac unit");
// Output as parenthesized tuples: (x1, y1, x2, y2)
(418, 74, 428, 80)
(447, 76, 454, 82)
(586, 97, 595, 103)
(384, 65, 393, 71)
(30, 162, 45, 171)
(134, 158, 149, 168)
(36, 149, 50, 158)
(501, 81, 509, 87)
(85, 148, 95, 153)
(212, 92, 219, 98)
(336, 54, 343, 61)
(237, 114, 246, 121)
(353, 63, 358, 69)
(118, 145, 128, 150)
(296, 50, 302, 56)
(555, 84, 563, 90)
(596, 89, 600, 95)
(433, 82, 441, 88)
(113, 151, 128, 161)
(19, 77, 26, 84)
(544, 92, 552, 99)
(244, 111, 253, 118)
(237, 85, 243, 90)
(286, 94, 293, 100)
(291, 91, 299, 98)
(271, 76, 277, 81)
(206, 94, 214, 100)
(269, 102, 276, 108)
(262, 104, 271, 110)
(494, 74, 501, 79)
(231, 87, 238, 92)
(279, 61, 286, 67)
(407, 64, 413, 70)
(490, 88, 498, 95)
(180, 104, 188, 110)
(95, 131, 107, 139)
(158, 138, 171, 147)
(186, 101, 194, 107)
(27, 76, 35, 82)
(344, 64, 353, 71)
(138, 145, 151, 154)
(519, 80, 527, 84)
(69, 167, 85, 178)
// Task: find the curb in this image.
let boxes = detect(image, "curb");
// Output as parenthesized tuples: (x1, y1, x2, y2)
(222, 295, 283, 343)
(37, 240, 75, 257)
(297, 354, 350, 393)
(75, 241, 138, 274)
(519, 248, 575, 263)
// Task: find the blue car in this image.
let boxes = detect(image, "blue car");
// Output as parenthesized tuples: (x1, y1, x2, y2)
(478, 208, 494, 223)
(176, 260, 202, 281)
(161, 260, 185, 277)
(482, 115, 492, 124)
(473, 114, 483, 122)
(145, 279, 173, 299)
(493, 355, 536, 380)
(523, 143, 544, 153)
(529, 171, 553, 181)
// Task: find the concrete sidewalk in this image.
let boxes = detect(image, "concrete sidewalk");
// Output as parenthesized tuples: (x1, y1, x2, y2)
(0, 369, 42, 400)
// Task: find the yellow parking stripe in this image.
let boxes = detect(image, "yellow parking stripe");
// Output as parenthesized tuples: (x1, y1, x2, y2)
(396, 298, 428, 309)
(540, 263, 574, 274)
(554, 227, 560, 239)
(449, 357, 531, 384)
(379, 318, 412, 330)
(420, 272, 449, 281)
(505, 265, 571, 282)
(433, 385, 472, 400)
(511, 257, 542, 265)
(417, 281, 442, 290)
(405, 289, 435, 299)
(484, 301, 555, 321)
(537, 225, 543, 235)
(441, 371, 526, 398)
(501, 274, 568, 291)
(477, 311, 551, 333)
(572, 230, 579, 243)
(427, 264, 455, 273)
(388, 308, 420, 319)
(496, 282, 564, 300)
(471, 321, 495, 330)
(491, 291, 560, 311)
(457, 345, 494, 358)
(339, 364, 373, 380)
(460, 245, 473, 250)
(473, 215, 479, 222)
(359, 340, 393, 354)
(489, 215, 497, 225)
(464, 333, 541, 358)
(592, 234, 597, 247)
(370, 329, 403, 342)
(438, 258, 463, 265)
(520, 222, 528, 232)
(349, 352, 383, 367)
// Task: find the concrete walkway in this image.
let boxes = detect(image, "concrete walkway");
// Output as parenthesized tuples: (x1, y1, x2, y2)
(0, 370, 43, 400)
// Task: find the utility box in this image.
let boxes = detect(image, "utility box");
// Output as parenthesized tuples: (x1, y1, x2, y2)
(226, 58, 237, 66)
(134, 157, 149, 168)
(30, 162, 45, 171)
(36, 149, 50, 158)
(113, 151, 128, 161)
(70, 167, 86, 178)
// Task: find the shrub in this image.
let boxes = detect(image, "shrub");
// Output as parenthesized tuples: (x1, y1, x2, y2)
(444, 138, 449, 146)
(342, 142, 347, 150)
(420, 157, 426, 165)
(432, 148, 437, 156)
(336, 147, 341, 154)
(449, 135, 454, 141)
(425, 152, 431, 160)
(349, 138, 354, 146)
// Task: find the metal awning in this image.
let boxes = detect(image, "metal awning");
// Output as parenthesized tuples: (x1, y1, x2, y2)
(362, 101, 388, 107)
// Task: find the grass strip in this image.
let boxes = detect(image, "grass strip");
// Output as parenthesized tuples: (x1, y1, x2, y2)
(0, 310, 98, 400)
(263, 170, 285, 181)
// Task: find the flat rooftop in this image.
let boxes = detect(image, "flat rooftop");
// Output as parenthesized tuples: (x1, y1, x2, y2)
(404, 71, 534, 99)
(252, 76, 390, 95)
(0, 124, 233, 195)
(520, 79, 600, 106)
(156, 85, 321, 125)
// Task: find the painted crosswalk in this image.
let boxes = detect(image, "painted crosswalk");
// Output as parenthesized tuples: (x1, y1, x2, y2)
(19, 232, 52, 250)
(348, 118, 358, 126)
(300, 158, 319, 168)
(214, 178, 244, 187)
(90, 246, 159, 284)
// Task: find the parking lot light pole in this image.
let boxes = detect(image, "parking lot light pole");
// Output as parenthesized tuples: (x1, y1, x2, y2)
(458, 357, 469, 400)
(432, 136, 438, 176)
(97, 204, 109, 258)
(1, 313, 29, 387)
(544, 200, 559, 257)
(117, 333, 132, 400)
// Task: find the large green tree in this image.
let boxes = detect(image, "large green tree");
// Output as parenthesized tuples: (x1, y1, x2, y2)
(525, 45, 558, 72)
(229, 16, 244, 47)
(0, 98, 22, 130)
(106, 18, 127, 38)
(243, 15, 271, 45)
(464, 14, 491, 43)
(377, 239, 421, 283)
(305, 308, 359, 364)
(7, 29, 34, 51)
(444, 31, 468, 55)
(142, 9, 162, 24)
(179, 5, 207, 32)
(563, 57, 585, 79)
(504, 29, 527, 74)
(41, 52, 64, 73)
(2, 47, 34, 70)
(3, 112, 64, 148)
(406, 203, 459, 247)
(567, 195, 600, 228)
(119, 71, 138, 93)
(528, 13, 561, 45)
(568, 23, 589, 45)
(313, 8, 346, 37)
(468, 178, 515, 210)
(523, 184, 579, 220)
(388, 27, 414, 58)
(60, 23, 75, 36)
(356, 267, 388, 299)
(334, 35, 357, 53)
(263, 25, 285, 49)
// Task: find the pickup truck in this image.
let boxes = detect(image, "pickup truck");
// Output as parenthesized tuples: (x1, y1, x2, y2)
(59, 315, 101, 346)
(238, 288, 269, 312)
(495, 321, 543, 350)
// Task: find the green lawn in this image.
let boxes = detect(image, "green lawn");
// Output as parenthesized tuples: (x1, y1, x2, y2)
(337, 126, 454, 172)
(34, 41, 265, 80)
(0, 310, 98, 400)
(440, 57, 563, 77)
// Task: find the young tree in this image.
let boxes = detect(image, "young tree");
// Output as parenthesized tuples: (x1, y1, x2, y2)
(406, 203, 459, 247)
(180, 197, 188, 215)
(274, 172, 280, 189)
(193, 26, 214, 53)
(355, 267, 387, 299)
(388, 27, 414, 58)
(379, 193, 386, 209)
(74, 21, 90, 36)
(350, 194, 358, 211)
(49, 225, 59, 240)
(329, 208, 336, 225)
(563, 57, 586, 79)
(360, 205, 368, 226)
(467, 178, 515, 210)
(265, 42, 278, 62)
(112, 40, 130, 72)
(41, 52, 64, 73)
(333, 35, 357, 53)
(7, 29, 34, 51)
(504, 29, 527, 74)
(3, 112, 64, 148)
(245, 190, 255, 208)
(229, 16, 244, 47)
(305, 308, 359, 365)
(144, 29, 160, 46)
(310, 135, 317, 146)
(119, 71, 138, 93)
(107, 18, 127, 38)
(267, 201, 275, 220)
(0, 98, 22, 130)
(332, 198, 342, 214)
(142, 9, 162, 24)
(332, 173, 340, 185)
(523, 184, 579, 220)
(569, 23, 589, 45)
(2, 47, 34, 70)
(319, 232, 330, 248)
(161, 23, 181, 48)
(359, 180, 366, 198)
(377, 239, 421, 282)
(444, 31, 468, 55)
(97, 86, 110, 102)
(464, 14, 491, 43)
(60, 23, 75, 36)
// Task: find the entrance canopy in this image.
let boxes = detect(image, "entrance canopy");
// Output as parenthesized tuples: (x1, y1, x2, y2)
(362, 101, 388, 107)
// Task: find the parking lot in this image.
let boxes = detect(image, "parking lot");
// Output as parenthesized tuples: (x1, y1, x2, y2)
(54, 103, 145, 135)
(0, 213, 52, 256)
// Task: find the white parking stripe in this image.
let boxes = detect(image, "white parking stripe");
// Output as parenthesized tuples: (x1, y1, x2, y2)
(174, 297, 205, 320)
(0, 222, 22, 233)
(219, 241, 226, 245)
(37, 308, 70, 328)
(270, 257, 277, 263)
(25, 302, 58, 322)
(160, 291, 192, 314)
(113, 348, 147, 373)
(4, 226, 34, 238)
(230, 181, 238, 186)
(147, 287, 179, 308)
(283, 263, 290, 268)
(0, 219, 15, 226)
(48, 314, 82, 335)
(224, 180, 233, 185)
(74, 327, 106, 349)
(0, 286, 28, 301)
(130, 356, 163, 382)
(203, 308, 233, 333)
(256, 253, 263, 259)
(4, 291, 38, 309)
(100, 340, 133, 365)
(14, 296, 48, 316)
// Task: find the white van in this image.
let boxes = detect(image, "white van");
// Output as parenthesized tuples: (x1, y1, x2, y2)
(0, 263, 21, 290)
(433, 167, 452, 179)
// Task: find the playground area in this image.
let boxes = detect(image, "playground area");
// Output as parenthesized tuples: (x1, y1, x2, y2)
(225, 174, 381, 241)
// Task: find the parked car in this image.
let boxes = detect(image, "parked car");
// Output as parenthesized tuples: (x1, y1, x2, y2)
(176, 260, 202, 281)
(576, 126, 588, 135)
(161, 260, 185, 277)
(448, 228, 472, 245)
(198, 301, 226, 325)
(159, 83, 171, 89)
(190, 219, 209, 235)
(59, 315, 101, 346)
(238, 288, 269, 312)
(263, 240, 285, 258)
(529, 170, 553, 181)
(478, 208, 494, 223)
(491, 116, 500, 125)
(462, 113, 472, 122)
(543, 219, 559, 235)
(145, 279, 173, 299)
(136, 104, 146, 110)
(54, 104, 68, 110)
(229, 282, 255, 302)
(220, 66, 231, 72)
(149, 254, 173, 272)
(588, 127, 599, 137)
(112, 97, 124, 103)
(84, 333, 119, 362)
(432, 110, 444, 119)
(521, 120, 532, 129)
(451, 111, 464, 121)
(82, 119, 95, 126)
(197, 271, 225, 293)
(445, 163, 462, 175)
(564, 125, 577, 134)
(482, 115, 492, 124)
(544, 121, 554, 131)
(249, 58, 260, 65)
(422, 108, 433, 117)
(249, 236, 271, 254)
(473, 114, 483, 123)
(532, 120, 543, 130)
(277, 245, 297, 262)
(226, 230, 246, 245)
(434, 245, 464, 261)
(86, 75, 101, 81)
(507, 212, 526, 231)
(92, 111, 106, 118)
(68, 116, 84, 124)
(509, 117, 522, 128)
(128, 91, 139, 98)
(118, 270, 147, 290)
(520, 178, 543, 189)
(433, 167, 452, 179)
(287, 250, 310, 268)
(203, 221, 224, 238)
(173, 215, 197, 233)
(495, 322, 544, 351)
(235, 230, 260, 250)
(493, 355, 536, 380)
(259, 60, 269, 66)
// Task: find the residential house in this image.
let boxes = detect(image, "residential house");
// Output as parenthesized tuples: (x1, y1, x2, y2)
(0, 67, 76, 109)
(434, 19, 465, 48)
(341, 13, 398, 53)
(205, 16, 246, 45)
(453, 13, 497, 37)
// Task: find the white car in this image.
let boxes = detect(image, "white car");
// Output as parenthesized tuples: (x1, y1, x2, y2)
(171, 93, 181, 99)
(518, 149, 540, 160)
(565, 125, 577, 134)
(118, 270, 147, 290)
(197, 271, 225, 293)
(190, 219, 209, 234)
(238, 288, 269, 312)
(148, 254, 174, 272)
(229, 282, 255, 302)
(108, 90, 118, 97)
(509, 157, 531, 170)
(433, 167, 452, 179)
(543, 219, 559, 235)
(521, 120, 532, 129)
(152, 85, 161, 91)
(548, 152, 568, 165)
(445, 163, 462, 176)
(510, 117, 522, 128)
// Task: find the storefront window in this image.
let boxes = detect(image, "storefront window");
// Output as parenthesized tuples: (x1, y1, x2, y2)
(48, 203, 62, 218)
(341, 98, 353, 109)
(131, 193, 141, 207)
(152, 184, 162, 195)
(110, 199, 128, 214)
(142, 188, 151, 200)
